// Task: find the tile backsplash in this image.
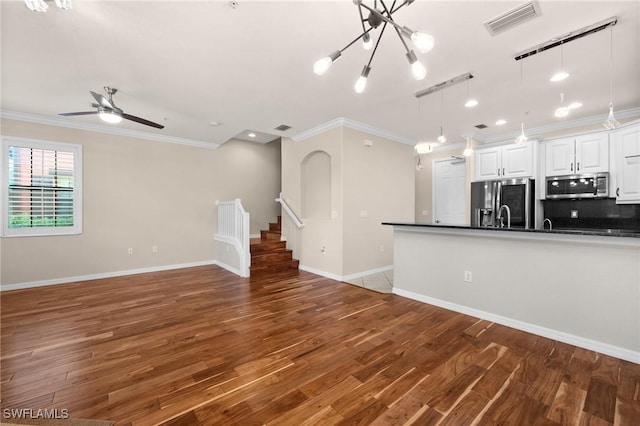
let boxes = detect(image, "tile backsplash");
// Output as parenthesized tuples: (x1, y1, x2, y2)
(543, 199, 640, 230)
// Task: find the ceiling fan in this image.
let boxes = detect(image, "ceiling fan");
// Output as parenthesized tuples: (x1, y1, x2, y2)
(59, 87, 164, 129)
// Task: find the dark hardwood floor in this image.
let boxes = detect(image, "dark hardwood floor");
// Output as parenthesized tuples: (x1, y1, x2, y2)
(1, 265, 639, 425)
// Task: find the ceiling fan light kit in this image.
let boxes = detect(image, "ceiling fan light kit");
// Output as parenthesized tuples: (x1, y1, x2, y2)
(314, 0, 434, 93)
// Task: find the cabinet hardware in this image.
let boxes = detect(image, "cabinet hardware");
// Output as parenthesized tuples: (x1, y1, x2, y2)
(625, 154, 640, 159)
(497, 168, 500, 176)
(577, 162, 580, 171)
(502, 168, 505, 175)
(570, 163, 573, 171)
(617, 187, 620, 197)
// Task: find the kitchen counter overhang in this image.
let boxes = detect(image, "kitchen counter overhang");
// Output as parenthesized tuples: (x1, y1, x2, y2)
(382, 222, 640, 247)
(384, 222, 640, 363)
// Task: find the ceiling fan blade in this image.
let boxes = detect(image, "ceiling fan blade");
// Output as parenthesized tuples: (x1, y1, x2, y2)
(122, 113, 165, 129)
(59, 111, 99, 117)
(90, 91, 113, 109)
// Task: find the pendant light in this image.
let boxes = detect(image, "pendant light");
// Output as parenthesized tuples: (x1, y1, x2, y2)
(603, 25, 620, 130)
(515, 61, 528, 144)
(515, 122, 528, 144)
(463, 137, 473, 157)
(415, 98, 435, 154)
(550, 43, 570, 82)
(464, 78, 478, 108)
(554, 93, 583, 118)
(416, 155, 424, 171)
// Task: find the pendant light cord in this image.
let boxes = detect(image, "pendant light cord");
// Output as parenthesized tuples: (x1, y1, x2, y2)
(609, 25, 614, 105)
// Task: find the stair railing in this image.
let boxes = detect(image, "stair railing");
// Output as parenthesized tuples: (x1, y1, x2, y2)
(215, 199, 250, 277)
(276, 192, 304, 229)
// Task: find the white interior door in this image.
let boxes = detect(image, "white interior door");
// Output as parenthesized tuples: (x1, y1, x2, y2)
(433, 159, 466, 225)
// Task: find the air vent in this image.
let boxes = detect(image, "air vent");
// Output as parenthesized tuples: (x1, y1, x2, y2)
(484, 1, 541, 36)
(475, 124, 488, 129)
(275, 124, 292, 131)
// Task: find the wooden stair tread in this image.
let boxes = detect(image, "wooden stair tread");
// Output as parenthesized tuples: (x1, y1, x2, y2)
(251, 216, 298, 275)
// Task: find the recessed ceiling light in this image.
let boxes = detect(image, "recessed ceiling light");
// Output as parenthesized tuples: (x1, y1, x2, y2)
(209, 121, 221, 126)
(248, 132, 256, 138)
(550, 71, 570, 82)
(495, 119, 507, 126)
(464, 99, 479, 108)
(568, 101, 582, 109)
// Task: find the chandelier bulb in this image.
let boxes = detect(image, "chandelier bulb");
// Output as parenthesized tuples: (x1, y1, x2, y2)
(411, 31, 435, 54)
(362, 33, 373, 51)
(354, 65, 371, 94)
(313, 51, 341, 76)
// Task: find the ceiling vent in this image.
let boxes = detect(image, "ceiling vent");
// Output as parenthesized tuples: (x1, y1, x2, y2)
(484, 1, 542, 36)
(274, 124, 292, 131)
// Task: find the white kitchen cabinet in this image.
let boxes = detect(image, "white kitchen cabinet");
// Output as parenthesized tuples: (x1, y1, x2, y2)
(474, 143, 533, 181)
(545, 133, 609, 176)
(612, 123, 640, 204)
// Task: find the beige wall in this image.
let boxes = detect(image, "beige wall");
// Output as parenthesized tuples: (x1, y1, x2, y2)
(1, 119, 281, 286)
(415, 141, 476, 224)
(341, 127, 414, 276)
(281, 126, 415, 278)
(392, 227, 640, 362)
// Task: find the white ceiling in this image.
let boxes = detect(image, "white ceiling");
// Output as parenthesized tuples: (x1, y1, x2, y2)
(1, 0, 639, 148)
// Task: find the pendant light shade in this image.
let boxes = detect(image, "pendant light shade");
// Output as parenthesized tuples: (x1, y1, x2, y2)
(463, 138, 473, 157)
(550, 43, 570, 82)
(515, 123, 528, 145)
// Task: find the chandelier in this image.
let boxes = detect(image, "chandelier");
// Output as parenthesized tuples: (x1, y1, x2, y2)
(313, 0, 434, 94)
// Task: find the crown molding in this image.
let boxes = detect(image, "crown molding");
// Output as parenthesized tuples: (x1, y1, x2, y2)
(291, 117, 415, 145)
(0, 110, 221, 150)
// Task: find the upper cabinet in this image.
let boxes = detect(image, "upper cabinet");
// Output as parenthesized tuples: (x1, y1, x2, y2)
(545, 133, 609, 176)
(612, 123, 640, 204)
(474, 143, 533, 181)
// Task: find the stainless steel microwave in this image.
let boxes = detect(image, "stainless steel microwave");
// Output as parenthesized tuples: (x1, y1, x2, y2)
(546, 173, 609, 199)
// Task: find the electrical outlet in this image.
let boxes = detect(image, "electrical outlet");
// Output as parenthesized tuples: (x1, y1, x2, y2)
(321, 246, 326, 254)
(152, 245, 158, 253)
(464, 270, 472, 282)
(127, 248, 133, 255)
(422, 210, 428, 216)
(380, 244, 384, 252)
(360, 210, 368, 218)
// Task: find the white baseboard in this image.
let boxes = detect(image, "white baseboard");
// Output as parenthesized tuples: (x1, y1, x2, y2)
(393, 287, 640, 365)
(216, 260, 247, 278)
(0, 260, 217, 292)
(298, 264, 343, 281)
(342, 265, 393, 282)
(299, 264, 393, 283)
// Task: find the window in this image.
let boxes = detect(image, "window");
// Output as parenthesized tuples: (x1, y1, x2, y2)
(2, 137, 82, 237)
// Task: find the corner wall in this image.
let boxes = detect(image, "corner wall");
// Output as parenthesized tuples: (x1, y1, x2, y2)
(281, 126, 415, 279)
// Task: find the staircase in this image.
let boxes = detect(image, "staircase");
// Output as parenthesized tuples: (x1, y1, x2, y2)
(250, 216, 299, 275)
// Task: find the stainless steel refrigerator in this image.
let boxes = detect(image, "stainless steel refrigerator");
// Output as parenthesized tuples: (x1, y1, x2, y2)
(470, 178, 535, 229)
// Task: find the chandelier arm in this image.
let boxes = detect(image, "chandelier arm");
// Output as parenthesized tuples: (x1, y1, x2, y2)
(357, 3, 368, 33)
(366, 20, 390, 68)
(338, 26, 375, 54)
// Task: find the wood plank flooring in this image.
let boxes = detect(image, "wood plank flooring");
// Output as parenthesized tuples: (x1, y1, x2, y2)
(1, 265, 639, 425)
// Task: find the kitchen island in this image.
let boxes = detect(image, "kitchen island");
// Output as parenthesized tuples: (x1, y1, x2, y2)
(383, 223, 640, 363)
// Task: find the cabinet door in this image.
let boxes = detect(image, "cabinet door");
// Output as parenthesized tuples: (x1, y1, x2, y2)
(614, 124, 640, 204)
(502, 143, 533, 178)
(474, 147, 501, 180)
(575, 133, 609, 173)
(545, 138, 574, 176)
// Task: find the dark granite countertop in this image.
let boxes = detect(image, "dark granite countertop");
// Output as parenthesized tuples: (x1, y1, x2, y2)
(381, 222, 640, 238)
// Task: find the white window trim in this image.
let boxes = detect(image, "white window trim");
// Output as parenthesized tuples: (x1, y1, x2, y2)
(2, 136, 83, 237)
